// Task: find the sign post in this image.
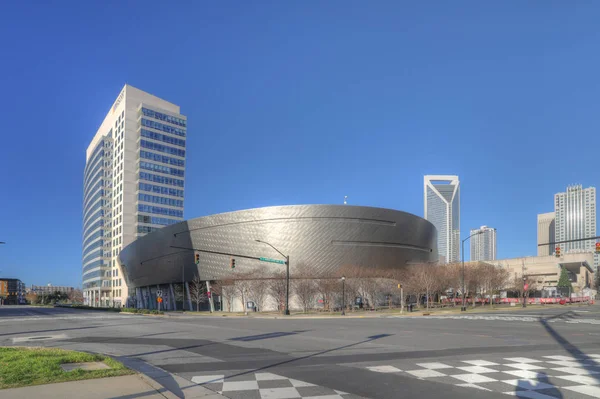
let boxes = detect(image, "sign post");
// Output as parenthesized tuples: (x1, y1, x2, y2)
(157, 290, 163, 311)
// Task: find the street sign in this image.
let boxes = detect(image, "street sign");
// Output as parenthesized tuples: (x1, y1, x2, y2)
(207, 292, 212, 298)
(259, 257, 285, 264)
(156, 290, 163, 297)
(524, 284, 529, 291)
(157, 297, 163, 303)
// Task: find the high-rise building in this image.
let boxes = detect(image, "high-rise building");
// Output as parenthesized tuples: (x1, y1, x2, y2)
(424, 175, 460, 263)
(537, 212, 555, 256)
(554, 185, 596, 269)
(83, 85, 187, 307)
(469, 226, 497, 261)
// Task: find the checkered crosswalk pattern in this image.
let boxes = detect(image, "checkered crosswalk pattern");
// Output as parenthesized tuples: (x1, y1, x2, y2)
(360, 353, 600, 398)
(388, 314, 600, 325)
(191, 371, 364, 399)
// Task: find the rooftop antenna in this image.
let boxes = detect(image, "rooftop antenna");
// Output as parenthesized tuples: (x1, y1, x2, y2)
(344, 196, 348, 205)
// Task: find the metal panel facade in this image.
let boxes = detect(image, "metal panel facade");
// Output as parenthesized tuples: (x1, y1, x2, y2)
(119, 205, 438, 288)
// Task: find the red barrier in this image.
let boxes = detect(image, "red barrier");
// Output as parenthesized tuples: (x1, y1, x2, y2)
(440, 296, 590, 305)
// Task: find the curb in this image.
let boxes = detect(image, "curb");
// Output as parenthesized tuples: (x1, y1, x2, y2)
(117, 356, 227, 398)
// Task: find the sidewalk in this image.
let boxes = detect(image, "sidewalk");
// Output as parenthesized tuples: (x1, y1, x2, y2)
(1, 363, 226, 399)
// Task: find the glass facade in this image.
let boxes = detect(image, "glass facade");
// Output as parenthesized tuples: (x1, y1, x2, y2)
(555, 186, 597, 258)
(137, 215, 180, 225)
(140, 140, 185, 157)
(141, 129, 186, 147)
(140, 151, 185, 167)
(139, 161, 185, 177)
(141, 107, 186, 127)
(138, 183, 184, 198)
(138, 193, 184, 208)
(424, 176, 460, 263)
(83, 87, 187, 307)
(141, 118, 186, 137)
(82, 137, 112, 291)
(137, 204, 183, 218)
(139, 172, 184, 187)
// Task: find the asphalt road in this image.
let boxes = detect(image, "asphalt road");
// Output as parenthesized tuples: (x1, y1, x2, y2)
(2, 305, 600, 399)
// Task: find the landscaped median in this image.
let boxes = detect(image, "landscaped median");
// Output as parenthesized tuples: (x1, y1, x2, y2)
(0, 347, 133, 389)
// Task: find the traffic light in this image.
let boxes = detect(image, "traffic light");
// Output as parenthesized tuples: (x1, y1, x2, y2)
(230, 258, 236, 269)
(555, 246, 561, 257)
(596, 242, 600, 254)
(195, 253, 200, 264)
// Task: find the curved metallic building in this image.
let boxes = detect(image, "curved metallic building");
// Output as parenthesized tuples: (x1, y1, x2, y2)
(119, 205, 437, 291)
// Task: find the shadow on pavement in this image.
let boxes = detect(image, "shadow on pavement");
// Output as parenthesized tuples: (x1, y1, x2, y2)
(507, 309, 600, 398)
(229, 329, 310, 342)
(195, 333, 394, 385)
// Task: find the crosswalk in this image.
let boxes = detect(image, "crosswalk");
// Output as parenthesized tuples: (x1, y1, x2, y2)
(355, 353, 600, 398)
(387, 314, 600, 324)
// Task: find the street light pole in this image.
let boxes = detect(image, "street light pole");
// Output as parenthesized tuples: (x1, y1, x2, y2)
(462, 231, 484, 311)
(255, 240, 290, 315)
(341, 276, 346, 316)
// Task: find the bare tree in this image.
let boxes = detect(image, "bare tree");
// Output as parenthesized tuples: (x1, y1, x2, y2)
(315, 277, 338, 312)
(68, 289, 84, 304)
(268, 271, 288, 313)
(189, 275, 207, 311)
(489, 265, 510, 306)
(235, 278, 252, 313)
(211, 280, 234, 312)
(173, 283, 185, 309)
(247, 271, 270, 311)
(410, 264, 438, 309)
(292, 264, 317, 312)
(293, 278, 316, 312)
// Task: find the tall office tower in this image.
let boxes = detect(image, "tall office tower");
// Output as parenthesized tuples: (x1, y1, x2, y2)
(470, 225, 497, 261)
(537, 212, 556, 256)
(83, 85, 187, 307)
(554, 185, 596, 267)
(424, 175, 460, 263)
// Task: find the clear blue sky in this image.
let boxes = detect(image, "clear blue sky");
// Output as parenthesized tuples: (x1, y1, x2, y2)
(1, 1, 599, 288)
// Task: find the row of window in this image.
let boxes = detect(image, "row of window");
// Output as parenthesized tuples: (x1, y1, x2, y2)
(141, 118, 186, 137)
(84, 218, 104, 238)
(84, 180, 104, 204)
(137, 204, 183, 218)
(83, 269, 106, 281)
(84, 153, 105, 185)
(140, 140, 185, 158)
(140, 129, 186, 148)
(138, 193, 184, 208)
(84, 189, 105, 212)
(82, 248, 103, 266)
(139, 172, 184, 187)
(83, 209, 104, 233)
(141, 129, 185, 147)
(83, 200, 105, 227)
(141, 108, 187, 127)
(140, 150, 185, 167)
(138, 226, 160, 234)
(138, 183, 184, 198)
(84, 159, 105, 190)
(84, 140, 106, 177)
(83, 259, 105, 274)
(137, 215, 180, 225)
(83, 229, 104, 248)
(82, 240, 103, 259)
(139, 161, 185, 177)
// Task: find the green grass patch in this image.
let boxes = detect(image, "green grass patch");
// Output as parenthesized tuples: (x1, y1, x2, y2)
(0, 347, 133, 389)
